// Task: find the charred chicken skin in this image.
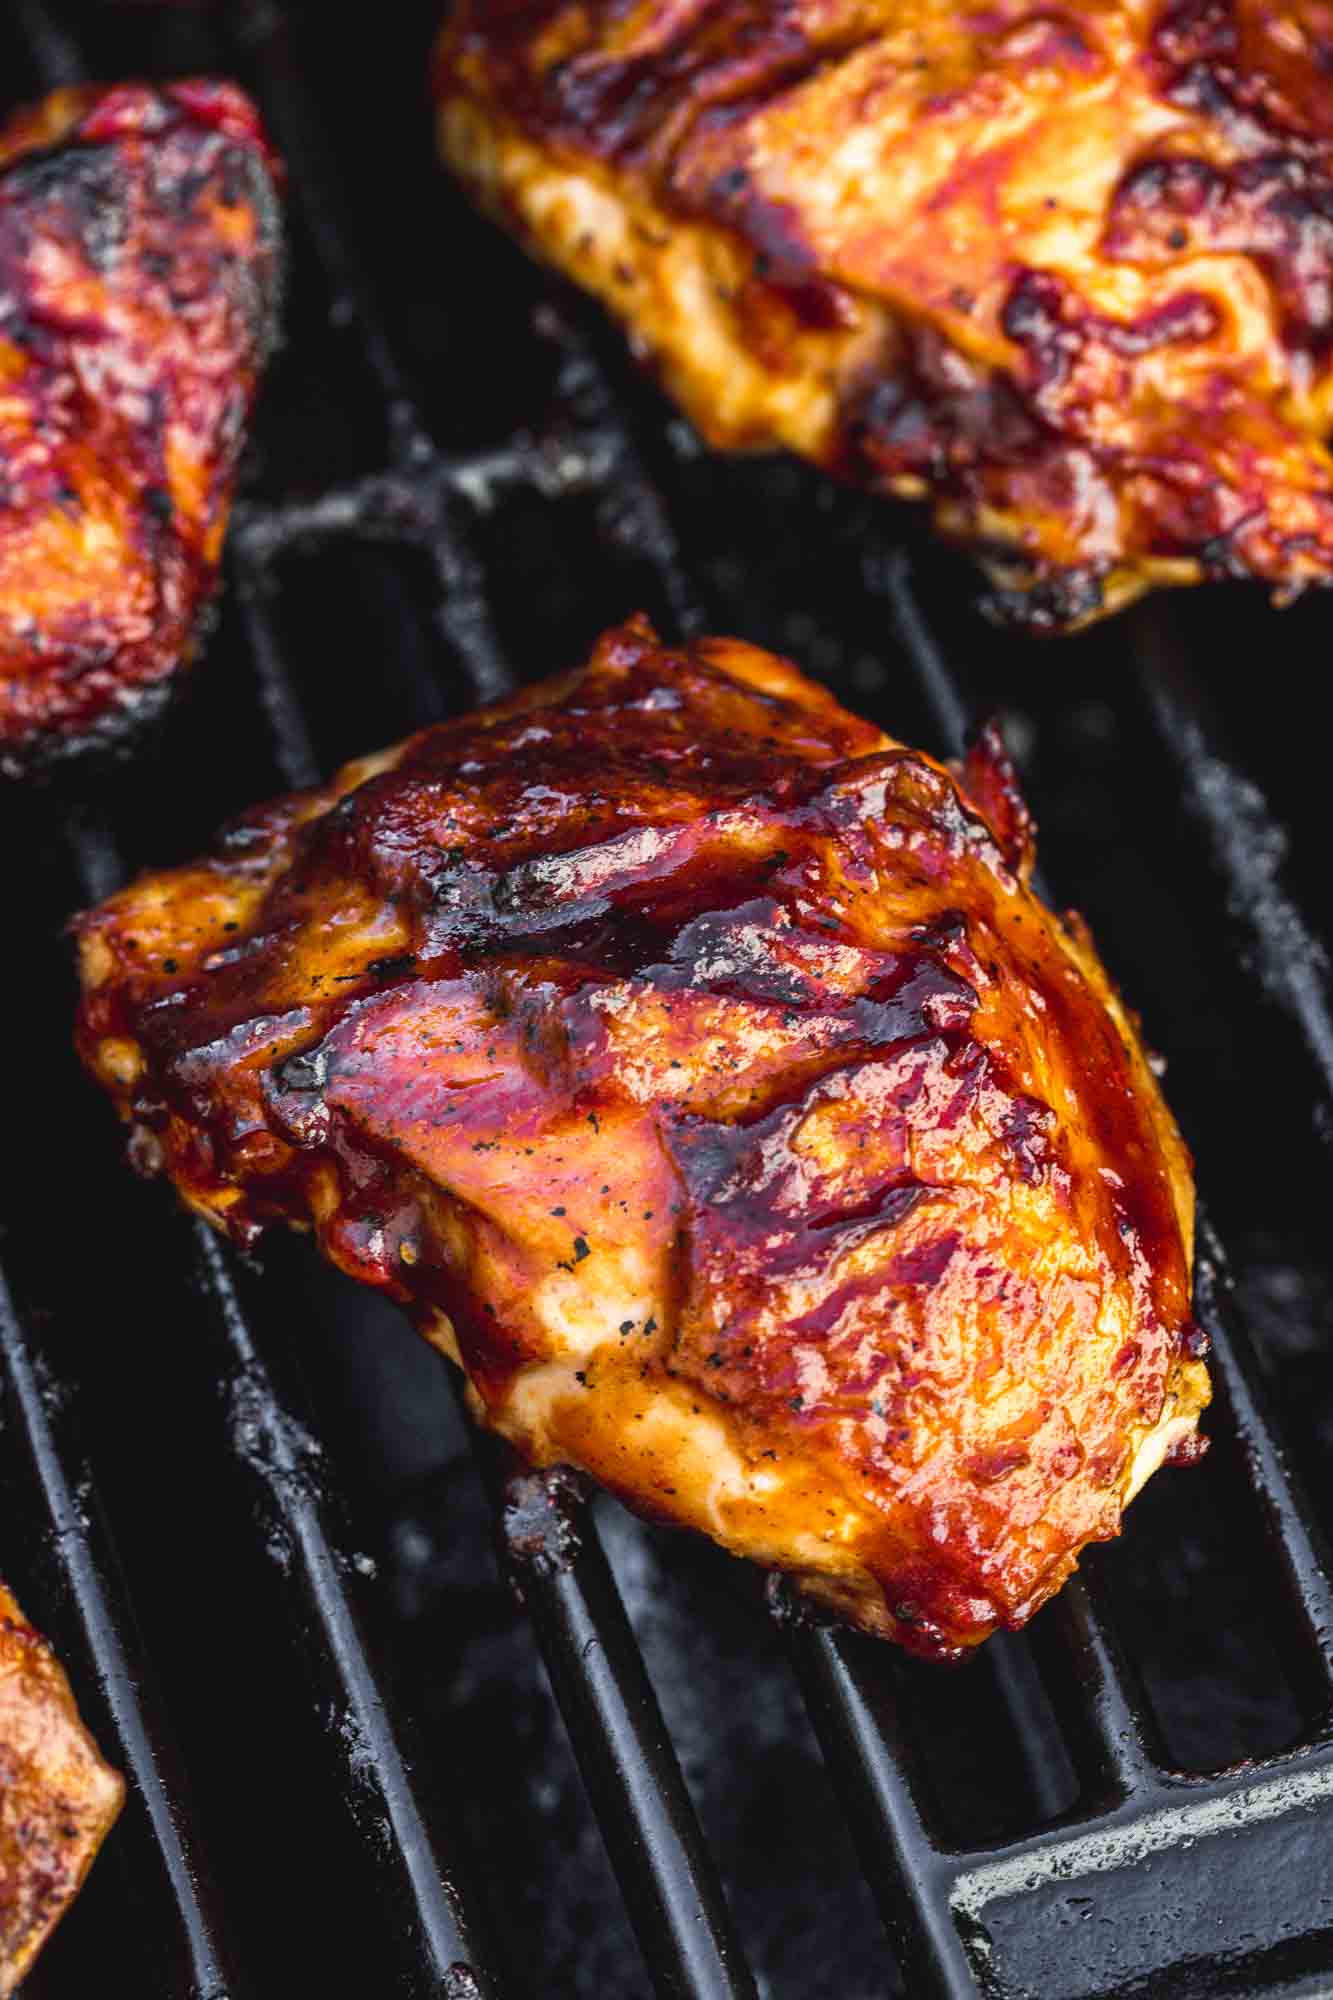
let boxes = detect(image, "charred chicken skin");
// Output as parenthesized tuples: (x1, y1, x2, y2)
(75, 619, 1208, 1658)
(436, 0, 1333, 626)
(0, 81, 282, 775)
(1, 1582, 123, 1994)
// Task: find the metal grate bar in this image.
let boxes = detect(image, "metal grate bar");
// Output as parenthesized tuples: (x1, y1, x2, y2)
(0, 1267, 240, 2000)
(864, 547, 975, 759)
(1026, 1578, 1162, 1805)
(230, 556, 327, 792)
(952, 1728, 1333, 1883)
(231, 1, 421, 430)
(539, 316, 707, 635)
(1195, 1237, 1333, 1714)
(474, 1444, 758, 2000)
(1132, 621, 1333, 1122)
(785, 1618, 976, 1999)
(9, 0, 82, 88)
(191, 1227, 505, 1997)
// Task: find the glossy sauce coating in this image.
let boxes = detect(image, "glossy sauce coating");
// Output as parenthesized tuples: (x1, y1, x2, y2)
(75, 619, 1208, 1657)
(0, 1582, 123, 1994)
(435, 0, 1333, 626)
(0, 81, 282, 773)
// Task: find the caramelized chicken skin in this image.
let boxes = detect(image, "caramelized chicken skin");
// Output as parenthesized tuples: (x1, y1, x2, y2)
(436, 0, 1333, 626)
(75, 619, 1208, 1657)
(1, 1582, 123, 1994)
(0, 81, 281, 774)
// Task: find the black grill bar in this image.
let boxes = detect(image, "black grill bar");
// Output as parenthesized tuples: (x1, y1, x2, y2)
(865, 547, 975, 760)
(1131, 619, 1333, 1121)
(1194, 1238, 1333, 1716)
(476, 1446, 758, 2000)
(231, 559, 327, 793)
(191, 1227, 506, 1998)
(785, 1620, 976, 1999)
(9, 0, 81, 88)
(231, 1, 420, 432)
(1026, 1579, 1161, 1805)
(946, 1728, 1333, 1962)
(538, 318, 707, 637)
(0, 1269, 239, 2000)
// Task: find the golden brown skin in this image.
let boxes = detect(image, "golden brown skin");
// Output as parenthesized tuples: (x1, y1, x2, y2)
(0, 81, 282, 775)
(74, 618, 1208, 1658)
(0, 1582, 123, 1994)
(436, 0, 1333, 627)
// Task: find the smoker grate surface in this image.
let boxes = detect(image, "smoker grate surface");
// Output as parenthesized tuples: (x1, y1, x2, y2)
(3, 4, 1333, 1997)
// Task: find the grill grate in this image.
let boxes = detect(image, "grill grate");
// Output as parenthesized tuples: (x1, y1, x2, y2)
(4, 3, 1333, 1997)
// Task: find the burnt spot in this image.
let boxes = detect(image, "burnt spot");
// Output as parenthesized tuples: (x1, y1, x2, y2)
(1152, 0, 1239, 71)
(2, 143, 128, 274)
(851, 323, 1052, 492)
(1000, 1094, 1057, 1183)
(368, 952, 419, 981)
(1004, 267, 1220, 382)
(1109, 150, 1333, 355)
(981, 564, 1108, 631)
(720, 186, 816, 287)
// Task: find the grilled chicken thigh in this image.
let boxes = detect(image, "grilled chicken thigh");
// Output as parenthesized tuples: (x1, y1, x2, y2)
(0, 81, 281, 774)
(75, 619, 1207, 1657)
(436, 0, 1333, 626)
(1, 1582, 123, 1994)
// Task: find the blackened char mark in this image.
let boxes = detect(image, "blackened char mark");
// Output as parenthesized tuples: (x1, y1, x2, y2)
(532, 1, 812, 164)
(1108, 151, 1333, 357)
(665, 949, 980, 1207)
(845, 321, 1051, 511)
(1002, 267, 1221, 385)
(0, 144, 128, 276)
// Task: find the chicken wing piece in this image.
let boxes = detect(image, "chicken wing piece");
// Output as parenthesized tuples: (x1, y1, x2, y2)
(0, 81, 282, 775)
(1, 1581, 123, 1994)
(74, 618, 1208, 1658)
(435, 0, 1333, 627)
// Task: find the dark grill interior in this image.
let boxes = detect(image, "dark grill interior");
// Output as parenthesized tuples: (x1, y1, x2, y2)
(4, 3, 1333, 1996)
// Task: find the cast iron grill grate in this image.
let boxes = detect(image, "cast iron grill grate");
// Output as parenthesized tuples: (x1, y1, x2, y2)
(3, 4, 1333, 1996)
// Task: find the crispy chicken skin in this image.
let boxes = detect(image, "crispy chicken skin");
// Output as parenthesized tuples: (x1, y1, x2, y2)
(1, 1582, 123, 1994)
(74, 619, 1208, 1657)
(436, 0, 1333, 626)
(0, 81, 282, 775)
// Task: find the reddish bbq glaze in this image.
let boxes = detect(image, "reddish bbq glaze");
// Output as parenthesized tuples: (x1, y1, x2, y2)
(435, 0, 1333, 626)
(74, 619, 1208, 1657)
(0, 1581, 123, 1996)
(0, 82, 282, 774)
